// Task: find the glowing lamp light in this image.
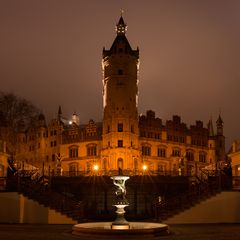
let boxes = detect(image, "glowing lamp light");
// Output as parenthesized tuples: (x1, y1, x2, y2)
(142, 164, 148, 171)
(93, 164, 99, 171)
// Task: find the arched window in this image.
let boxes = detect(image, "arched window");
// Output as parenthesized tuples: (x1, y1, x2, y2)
(87, 144, 97, 156)
(186, 150, 194, 161)
(142, 144, 151, 156)
(199, 151, 206, 163)
(172, 148, 181, 157)
(69, 145, 79, 158)
(158, 146, 166, 158)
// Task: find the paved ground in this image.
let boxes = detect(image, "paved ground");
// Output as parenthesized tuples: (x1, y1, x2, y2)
(0, 223, 239, 240)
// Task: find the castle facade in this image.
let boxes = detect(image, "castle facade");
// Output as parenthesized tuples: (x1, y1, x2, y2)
(16, 16, 225, 177)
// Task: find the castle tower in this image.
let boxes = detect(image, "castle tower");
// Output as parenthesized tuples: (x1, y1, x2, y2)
(101, 16, 140, 173)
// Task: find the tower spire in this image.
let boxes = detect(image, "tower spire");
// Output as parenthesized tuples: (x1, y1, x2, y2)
(116, 13, 127, 35)
(216, 113, 224, 135)
(58, 105, 62, 121)
(207, 117, 214, 137)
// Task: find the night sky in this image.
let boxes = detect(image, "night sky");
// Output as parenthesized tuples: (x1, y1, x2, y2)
(0, 0, 240, 149)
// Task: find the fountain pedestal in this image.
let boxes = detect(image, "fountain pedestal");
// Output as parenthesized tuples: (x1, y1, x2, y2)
(111, 204, 129, 229)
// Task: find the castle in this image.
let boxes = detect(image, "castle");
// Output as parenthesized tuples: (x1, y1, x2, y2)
(15, 16, 225, 177)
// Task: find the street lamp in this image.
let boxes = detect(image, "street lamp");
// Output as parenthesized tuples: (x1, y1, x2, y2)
(142, 164, 148, 172)
(93, 164, 99, 172)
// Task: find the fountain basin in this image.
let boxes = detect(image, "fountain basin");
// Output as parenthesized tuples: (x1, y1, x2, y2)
(72, 222, 169, 239)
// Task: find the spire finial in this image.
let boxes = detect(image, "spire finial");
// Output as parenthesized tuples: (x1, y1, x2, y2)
(120, 9, 124, 17)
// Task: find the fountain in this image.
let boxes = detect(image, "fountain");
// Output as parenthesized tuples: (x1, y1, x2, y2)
(72, 170, 169, 239)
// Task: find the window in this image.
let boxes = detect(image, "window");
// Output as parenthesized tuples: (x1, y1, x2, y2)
(157, 164, 164, 173)
(199, 152, 206, 163)
(158, 148, 166, 158)
(142, 145, 151, 156)
(69, 163, 78, 176)
(118, 123, 123, 132)
(186, 150, 194, 161)
(103, 159, 107, 173)
(52, 154, 55, 162)
(118, 69, 123, 75)
(86, 162, 90, 173)
(118, 158, 123, 169)
(118, 140, 123, 147)
(131, 125, 134, 133)
(172, 148, 180, 157)
(134, 159, 138, 171)
(69, 146, 78, 158)
(87, 144, 97, 156)
(179, 136, 185, 143)
(118, 48, 123, 53)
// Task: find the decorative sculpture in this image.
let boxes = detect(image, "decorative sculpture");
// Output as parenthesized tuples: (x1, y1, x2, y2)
(111, 168, 130, 229)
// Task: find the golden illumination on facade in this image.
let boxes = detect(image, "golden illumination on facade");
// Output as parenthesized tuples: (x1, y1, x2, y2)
(13, 16, 226, 177)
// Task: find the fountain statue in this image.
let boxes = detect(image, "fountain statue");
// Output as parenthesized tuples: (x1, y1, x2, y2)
(72, 169, 169, 238)
(111, 168, 130, 229)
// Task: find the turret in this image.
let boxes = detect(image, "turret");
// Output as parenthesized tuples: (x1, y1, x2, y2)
(216, 114, 223, 135)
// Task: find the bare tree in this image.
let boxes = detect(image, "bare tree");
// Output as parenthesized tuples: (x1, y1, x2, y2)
(0, 92, 40, 156)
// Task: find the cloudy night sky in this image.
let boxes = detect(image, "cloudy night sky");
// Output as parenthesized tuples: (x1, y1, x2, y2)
(0, 0, 240, 149)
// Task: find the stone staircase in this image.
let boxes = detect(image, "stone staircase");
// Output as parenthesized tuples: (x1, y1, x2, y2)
(16, 176, 85, 222)
(154, 174, 223, 222)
